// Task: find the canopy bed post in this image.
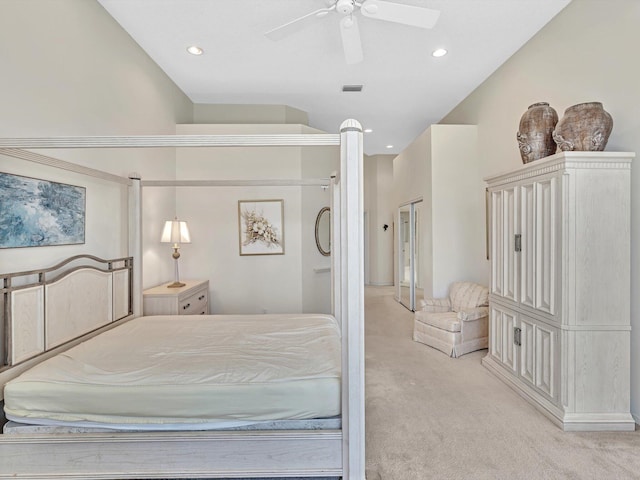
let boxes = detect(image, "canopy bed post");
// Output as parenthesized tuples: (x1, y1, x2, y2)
(339, 119, 365, 480)
(128, 173, 143, 317)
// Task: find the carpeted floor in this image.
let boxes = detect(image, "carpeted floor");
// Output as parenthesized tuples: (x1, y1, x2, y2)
(364, 286, 640, 480)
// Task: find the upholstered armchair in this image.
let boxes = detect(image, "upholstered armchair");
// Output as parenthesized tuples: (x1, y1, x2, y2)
(413, 281, 489, 358)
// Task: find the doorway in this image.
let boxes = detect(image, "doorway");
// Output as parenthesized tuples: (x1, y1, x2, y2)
(398, 200, 422, 311)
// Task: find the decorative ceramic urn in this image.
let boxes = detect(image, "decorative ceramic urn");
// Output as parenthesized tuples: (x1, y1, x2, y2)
(517, 102, 558, 164)
(553, 102, 613, 151)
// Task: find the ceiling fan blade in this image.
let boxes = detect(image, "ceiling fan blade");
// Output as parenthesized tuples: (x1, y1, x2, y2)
(265, 6, 336, 41)
(340, 15, 364, 64)
(360, 0, 440, 29)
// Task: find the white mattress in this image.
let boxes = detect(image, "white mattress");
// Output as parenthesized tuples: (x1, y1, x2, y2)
(4, 314, 341, 429)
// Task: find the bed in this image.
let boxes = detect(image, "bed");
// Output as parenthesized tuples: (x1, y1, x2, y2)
(4, 313, 341, 430)
(0, 120, 364, 479)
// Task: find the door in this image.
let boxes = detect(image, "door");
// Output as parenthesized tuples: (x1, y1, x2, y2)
(398, 205, 412, 310)
(398, 201, 422, 311)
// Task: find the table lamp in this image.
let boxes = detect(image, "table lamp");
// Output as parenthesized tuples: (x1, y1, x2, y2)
(161, 217, 191, 288)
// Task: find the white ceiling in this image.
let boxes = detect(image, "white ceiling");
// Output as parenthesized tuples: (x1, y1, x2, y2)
(97, 0, 571, 156)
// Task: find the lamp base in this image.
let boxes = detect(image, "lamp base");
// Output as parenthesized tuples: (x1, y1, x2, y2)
(166, 281, 186, 288)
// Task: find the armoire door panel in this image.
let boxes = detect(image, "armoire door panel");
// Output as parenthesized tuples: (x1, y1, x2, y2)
(519, 316, 535, 386)
(502, 309, 517, 373)
(489, 306, 503, 363)
(501, 187, 518, 302)
(535, 178, 557, 315)
(535, 322, 556, 400)
(519, 183, 535, 308)
(490, 190, 503, 296)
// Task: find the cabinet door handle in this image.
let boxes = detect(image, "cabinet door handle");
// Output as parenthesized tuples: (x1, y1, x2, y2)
(183, 303, 190, 310)
(514, 234, 522, 253)
(198, 295, 205, 301)
(514, 327, 522, 346)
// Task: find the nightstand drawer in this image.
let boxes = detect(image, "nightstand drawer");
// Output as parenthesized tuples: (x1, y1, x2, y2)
(179, 289, 208, 315)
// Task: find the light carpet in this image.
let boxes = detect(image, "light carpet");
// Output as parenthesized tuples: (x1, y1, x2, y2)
(364, 286, 640, 480)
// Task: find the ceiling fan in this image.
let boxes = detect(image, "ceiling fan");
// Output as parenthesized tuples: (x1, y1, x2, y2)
(265, 0, 441, 65)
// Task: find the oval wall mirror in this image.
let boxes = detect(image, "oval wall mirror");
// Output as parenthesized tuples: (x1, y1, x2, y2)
(315, 207, 331, 256)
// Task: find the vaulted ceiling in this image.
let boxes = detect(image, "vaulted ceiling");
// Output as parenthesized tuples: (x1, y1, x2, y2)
(98, 0, 571, 155)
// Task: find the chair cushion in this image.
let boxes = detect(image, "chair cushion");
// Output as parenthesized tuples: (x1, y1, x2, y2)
(415, 311, 460, 333)
(449, 282, 489, 312)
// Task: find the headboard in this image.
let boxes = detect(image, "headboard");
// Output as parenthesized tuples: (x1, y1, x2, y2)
(1, 255, 132, 369)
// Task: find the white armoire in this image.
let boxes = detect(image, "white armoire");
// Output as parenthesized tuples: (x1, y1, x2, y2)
(482, 151, 635, 431)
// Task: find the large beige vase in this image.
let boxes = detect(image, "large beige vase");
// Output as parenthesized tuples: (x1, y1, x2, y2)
(553, 102, 613, 151)
(516, 102, 558, 164)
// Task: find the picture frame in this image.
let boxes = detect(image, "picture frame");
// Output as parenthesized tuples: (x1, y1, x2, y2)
(238, 199, 284, 256)
(0, 172, 86, 249)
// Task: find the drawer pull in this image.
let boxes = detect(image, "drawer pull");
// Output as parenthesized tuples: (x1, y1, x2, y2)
(198, 295, 205, 301)
(183, 303, 191, 310)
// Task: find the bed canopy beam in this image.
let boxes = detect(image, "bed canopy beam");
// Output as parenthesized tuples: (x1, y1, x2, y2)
(0, 134, 341, 149)
(142, 178, 331, 187)
(0, 148, 131, 185)
(0, 148, 333, 188)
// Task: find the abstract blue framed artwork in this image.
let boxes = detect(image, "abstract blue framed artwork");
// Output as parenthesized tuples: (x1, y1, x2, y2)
(0, 172, 85, 248)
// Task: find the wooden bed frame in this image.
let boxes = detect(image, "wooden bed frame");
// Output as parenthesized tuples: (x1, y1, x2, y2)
(0, 120, 365, 479)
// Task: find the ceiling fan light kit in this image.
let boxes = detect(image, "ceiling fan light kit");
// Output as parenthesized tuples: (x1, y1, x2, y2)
(265, 0, 441, 64)
(336, 0, 356, 15)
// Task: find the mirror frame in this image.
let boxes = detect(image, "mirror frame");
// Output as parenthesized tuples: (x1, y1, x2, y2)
(315, 206, 331, 256)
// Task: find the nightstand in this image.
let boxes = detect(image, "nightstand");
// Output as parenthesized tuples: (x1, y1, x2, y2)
(143, 279, 209, 316)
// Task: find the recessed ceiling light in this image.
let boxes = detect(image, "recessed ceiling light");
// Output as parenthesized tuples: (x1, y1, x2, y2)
(432, 48, 448, 57)
(187, 45, 204, 56)
(385, 145, 394, 149)
(364, 128, 373, 133)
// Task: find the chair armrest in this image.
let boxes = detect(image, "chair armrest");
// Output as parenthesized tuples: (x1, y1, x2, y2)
(457, 306, 489, 322)
(418, 297, 451, 313)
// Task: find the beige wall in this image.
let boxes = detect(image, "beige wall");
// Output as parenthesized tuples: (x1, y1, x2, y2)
(0, 0, 192, 288)
(393, 128, 433, 298)
(441, 0, 640, 419)
(175, 124, 337, 314)
(194, 104, 309, 125)
(364, 155, 395, 286)
(301, 137, 339, 314)
(393, 125, 486, 300)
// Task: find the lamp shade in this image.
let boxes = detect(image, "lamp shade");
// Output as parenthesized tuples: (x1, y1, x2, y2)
(161, 219, 191, 244)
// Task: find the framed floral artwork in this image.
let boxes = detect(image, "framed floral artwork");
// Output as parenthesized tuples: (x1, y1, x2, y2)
(238, 199, 284, 255)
